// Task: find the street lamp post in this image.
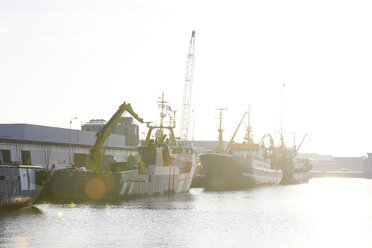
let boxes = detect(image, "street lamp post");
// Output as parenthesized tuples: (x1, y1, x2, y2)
(69, 117, 78, 166)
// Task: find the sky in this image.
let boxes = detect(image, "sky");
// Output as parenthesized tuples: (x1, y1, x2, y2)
(1, 0, 372, 156)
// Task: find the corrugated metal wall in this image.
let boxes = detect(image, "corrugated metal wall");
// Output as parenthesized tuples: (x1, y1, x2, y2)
(0, 143, 136, 169)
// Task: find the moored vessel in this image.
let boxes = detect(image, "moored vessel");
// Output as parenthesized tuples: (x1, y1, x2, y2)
(0, 164, 45, 209)
(364, 153, 372, 178)
(46, 96, 198, 201)
(273, 83, 312, 184)
(273, 153, 312, 184)
(200, 147, 282, 189)
(199, 108, 283, 189)
(272, 133, 313, 185)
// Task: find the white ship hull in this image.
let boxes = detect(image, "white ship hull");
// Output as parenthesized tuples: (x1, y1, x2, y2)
(235, 156, 283, 185)
(242, 166, 283, 185)
(49, 163, 198, 200)
(0, 166, 45, 209)
(118, 164, 197, 196)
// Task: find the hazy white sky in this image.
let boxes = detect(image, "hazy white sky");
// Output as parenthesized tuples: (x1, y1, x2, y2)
(1, 0, 372, 156)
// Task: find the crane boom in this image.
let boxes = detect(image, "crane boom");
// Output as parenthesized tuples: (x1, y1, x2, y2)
(296, 133, 308, 152)
(225, 111, 248, 153)
(180, 31, 195, 142)
(89, 102, 143, 171)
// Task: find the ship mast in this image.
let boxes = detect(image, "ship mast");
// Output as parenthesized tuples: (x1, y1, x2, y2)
(243, 105, 253, 144)
(144, 93, 177, 146)
(292, 132, 297, 150)
(158, 92, 168, 128)
(217, 108, 226, 152)
(279, 83, 285, 148)
(280, 118, 285, 148)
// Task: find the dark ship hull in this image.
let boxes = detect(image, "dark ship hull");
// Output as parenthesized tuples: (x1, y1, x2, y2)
(0, 165, 45, 209)
(46, 169, 123, 201)
(276, 158, 312, 185)
(45, 164, 196, 201)
(199, 153, 282, 189)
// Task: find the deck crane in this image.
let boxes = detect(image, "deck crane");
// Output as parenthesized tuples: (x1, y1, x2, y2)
(225, 111, 248, 153)
(89, 102, 143, 172)
(180, 31, 195, 142)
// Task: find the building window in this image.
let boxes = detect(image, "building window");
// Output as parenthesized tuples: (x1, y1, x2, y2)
(0, 150, 11, 164)
(21, 151, 31, 165)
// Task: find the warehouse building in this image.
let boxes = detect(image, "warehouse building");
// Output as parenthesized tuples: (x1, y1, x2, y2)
(0, 117, 140, 170)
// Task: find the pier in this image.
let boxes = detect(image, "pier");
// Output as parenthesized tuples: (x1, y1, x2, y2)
(311, 171, 365, 178)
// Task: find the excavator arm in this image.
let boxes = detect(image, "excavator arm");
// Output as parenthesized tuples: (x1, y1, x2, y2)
(89, 102, 143, 171)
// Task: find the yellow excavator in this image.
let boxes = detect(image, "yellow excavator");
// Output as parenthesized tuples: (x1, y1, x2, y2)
(89, 102, 143, 172)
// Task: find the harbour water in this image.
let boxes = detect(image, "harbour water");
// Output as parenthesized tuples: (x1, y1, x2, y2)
(1, 178, 372, 248)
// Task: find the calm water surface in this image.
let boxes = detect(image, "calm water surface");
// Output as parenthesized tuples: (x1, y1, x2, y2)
(1, 178, 372, 248)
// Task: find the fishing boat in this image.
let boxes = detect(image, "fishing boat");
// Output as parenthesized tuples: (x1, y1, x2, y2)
(364, 153, 372, 178)
(273, 83, 312, 184)
(46, 96, 198, 201)
(271, 134, 312, 184)
(285, 157, 312, 184)
(0, 164, 45, 209)
(199, 108, 283, 189)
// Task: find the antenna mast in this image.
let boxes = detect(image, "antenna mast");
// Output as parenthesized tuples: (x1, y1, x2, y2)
(217, 108, 226, 152)
(280, 83, 286, 147)
(180, 31, 196, 142)
(158, 92, 168, 128)
(243, 105, 253, 144)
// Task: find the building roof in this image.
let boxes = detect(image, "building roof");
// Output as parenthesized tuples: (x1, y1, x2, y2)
(0, 124, 131, 149)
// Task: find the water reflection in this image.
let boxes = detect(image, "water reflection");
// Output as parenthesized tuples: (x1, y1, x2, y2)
(0, 206, 42, 248)
(304, 178, 372, 248)
(0, 206, 42, 217)
(120, 193, 196, 210)
(40, 192, 197, 211)
(1, 178, 372, 248)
